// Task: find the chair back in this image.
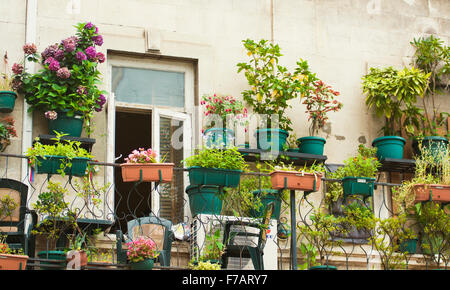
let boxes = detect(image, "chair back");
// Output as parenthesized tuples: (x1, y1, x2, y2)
(0, 179, 28, 233)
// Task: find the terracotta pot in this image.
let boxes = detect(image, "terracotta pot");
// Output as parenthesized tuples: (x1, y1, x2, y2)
(413, 184, 450, 203)
(66, 250, 88, 269)
(270, 170, 322, 191)
(0, 254, 28, 270)
(120, 163, 175, 183)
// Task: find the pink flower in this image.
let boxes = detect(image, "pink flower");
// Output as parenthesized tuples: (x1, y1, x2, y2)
(12, 63, 23, 75)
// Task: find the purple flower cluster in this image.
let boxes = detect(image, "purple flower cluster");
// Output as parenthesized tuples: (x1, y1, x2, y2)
(41, 44, 59, 60)
(48, 60, 60, 71)
(62, 36, 78, 53)
(56, 67, 71, 79)
(44, 111, 58, 120)
(76, 51, 87, 62)
(95, 94, 106, 112)
(85, 46, 97, 60)
(77, 86, 87, 95)
(23, 43, 37, 55)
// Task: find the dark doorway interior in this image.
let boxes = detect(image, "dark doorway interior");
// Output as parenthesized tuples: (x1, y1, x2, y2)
(114, 111, 152, 231)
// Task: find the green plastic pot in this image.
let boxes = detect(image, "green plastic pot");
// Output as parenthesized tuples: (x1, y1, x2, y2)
(129, 258, 154, 270)
(204, 128, 234, 148)
(372, 136, 406, 160)
(249, 189, 282, 220)
(297, 136, 326, 155)
(399, 238, 418, 254)
(48, 111, 84, 137)
(186, 185, 223, 216)
(286, 148, 300, 160)
(256, 128, 289, 152)
(37, 250, 67, 270)
(309, 265, 337, 270)
(342, 177, 375, 197)
(35, 156, 90, 177)
(413, 136, 448, 160)
(187, 166, 242, 188)
(0, 91, 17, 113)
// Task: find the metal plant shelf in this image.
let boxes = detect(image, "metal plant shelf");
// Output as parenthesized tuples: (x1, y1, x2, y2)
(36, 134, 96, 152)
(378, 158, 416, 173)
(238, 148, 327, 166)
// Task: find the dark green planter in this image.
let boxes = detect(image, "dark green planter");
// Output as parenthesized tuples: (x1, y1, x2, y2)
(186, 185, 223, 216)
(187, 166, 242, 188)
(399, 238, 418, 254)
(35, 155, 90, 177)
(256, 128, 289, 152)
(342, 177, 375, 197)
(297, 136, 326, 155)
(129, 258, 154, 270)
(48, 111, 84, 137)
(0, 91, 17, 113)
(204, 128, 234, 148)
(249, 189, 282, 220)
(309, 265, 337, 270)
(413, 136, 448, 160)
(372, 136, 406, 160)
(37, 250, 67, 270)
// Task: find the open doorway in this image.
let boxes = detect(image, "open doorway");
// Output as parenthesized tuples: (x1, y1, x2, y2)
(114, 110, 152, 230)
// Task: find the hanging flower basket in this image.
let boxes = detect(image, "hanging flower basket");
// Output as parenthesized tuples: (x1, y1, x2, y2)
(413, 184, 450, 203)
(187, 166, 242, 188)
(270, 170, 322, 192)
(34, 155, 90, 177)
(120, 163, 174, 183)
(0, 254, 28, 270)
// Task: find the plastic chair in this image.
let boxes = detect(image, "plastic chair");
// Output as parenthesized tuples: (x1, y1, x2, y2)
(221, 202, 274, 270)
(0, 178, 37, 257)
(116, 215, 174, 266)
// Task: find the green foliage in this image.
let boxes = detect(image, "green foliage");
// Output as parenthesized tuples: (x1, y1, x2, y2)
(362, 66, 429, 137)
(341, 145, 381, 178)
(183, 147, 247, 171)
(189, 260, 221, 270)
(298, 242, 319, 270)
(26, 132, 93, 177)
(410, 35, 450, 137)
(201, 229, 225, 261)
(0, 194, 18, 219)
(0, 235, 24, 255)
(237, 39, 317, 132)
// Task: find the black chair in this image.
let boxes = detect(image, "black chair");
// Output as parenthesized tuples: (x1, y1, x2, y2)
(221, 202, 274, 270)
(0, 178, 37, 257)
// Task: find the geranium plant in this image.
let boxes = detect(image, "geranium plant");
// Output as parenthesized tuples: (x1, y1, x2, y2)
(303, 80, 343, 136)
(237, 39, 316, 132)
(12, 22, 107, 135)
(126, 236, 159, 263)
(201, 94, 248, 130)
(124, 148, 159, 163)
(0, 116, 17, 152)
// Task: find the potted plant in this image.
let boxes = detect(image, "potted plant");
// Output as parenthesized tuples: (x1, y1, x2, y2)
(200, 228, 225, 265)
(32, 182, 76, 270)
(410, 35, 449, 155)
(269, 161, 325, 192)
(26, 133, 93, 177)
(237, 39, 316, 151)
(126, 236, 159, 270)
(298, 79, 343, 156)
(362, 66, 429, 160)
(120, 147, 174, 183)
(0, 116, 17, 152)
(0, 235, 28, 270)
(13, 22, 107, 137)
(340, 145, 381, 198)
(185, 184, 224, 217)
(201, 94, 248, 148)
(283, 133, 300, 160)
(0, 52, 20, 113)
(183, 147, 247, 188)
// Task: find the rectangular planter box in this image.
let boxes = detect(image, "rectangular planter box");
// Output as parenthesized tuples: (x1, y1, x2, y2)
(35, 155, 90, 177)
(342, 177, 375, 197)
(120, 163, 175, 183)
(0, 254, 28, 270)
(413, 184, 450, 203)
(270, 170, 322, 192)
(187, 166, 242, 188)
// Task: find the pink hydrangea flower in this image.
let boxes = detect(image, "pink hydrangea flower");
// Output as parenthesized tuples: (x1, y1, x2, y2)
(44, 111, 58, 120)
(23, 43, 37, 55)
(12, 63, 24, 75)
(48, 60, 60, 71)
(56, 67, 71, 79)
(85, 46, 97, 60)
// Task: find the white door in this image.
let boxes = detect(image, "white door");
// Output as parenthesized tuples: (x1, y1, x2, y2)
(152, 108, 192, 220)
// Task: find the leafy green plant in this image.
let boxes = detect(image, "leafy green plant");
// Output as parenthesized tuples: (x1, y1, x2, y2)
(189, 260, 221, 270)
(298, 242, 319, 270)
(411, 35, 450, 138)
(341, 144, 381, 178)
(0, 235, 24, 255)
(32, 181, 76, 240)
(183, 147, 247, 171)
(237, 39, 317, 132)
(362, 66, 430, 137)
(26, 132, 93, 177)
(200, 229, 225, 261)
(0, 194, 18, 220)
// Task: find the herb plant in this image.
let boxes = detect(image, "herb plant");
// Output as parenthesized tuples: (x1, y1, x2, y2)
(183, 147, 247, 171)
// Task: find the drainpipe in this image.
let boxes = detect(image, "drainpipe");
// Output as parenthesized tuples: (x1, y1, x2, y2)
(21, 0, 37, 181)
